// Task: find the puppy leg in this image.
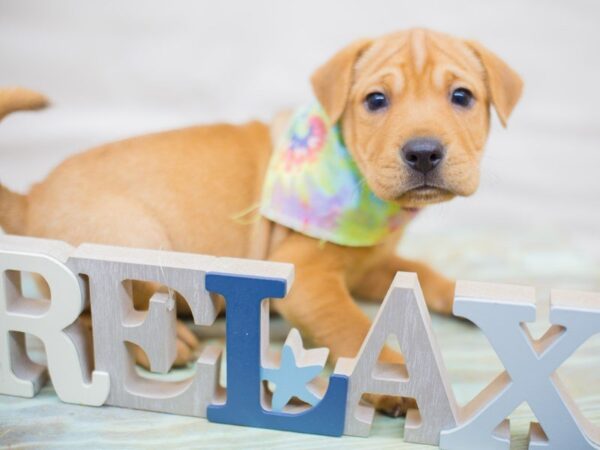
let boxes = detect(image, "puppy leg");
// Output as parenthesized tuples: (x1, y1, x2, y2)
(353, 255, 455, 314)
(268, 234, 415, 415)
(352, 255, 455, 315)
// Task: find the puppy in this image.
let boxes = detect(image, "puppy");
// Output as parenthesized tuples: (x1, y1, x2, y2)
(0, 29, 522, 415)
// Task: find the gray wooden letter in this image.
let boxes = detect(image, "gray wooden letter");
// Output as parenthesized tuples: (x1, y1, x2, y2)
(335, 272, 458, 445)
(67, 243, 221, 416)
(440, 282, 600, 450)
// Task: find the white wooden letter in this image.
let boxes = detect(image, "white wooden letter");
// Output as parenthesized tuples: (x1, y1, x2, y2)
(0, 235, 109, 405)
(335, 272, 458, 445)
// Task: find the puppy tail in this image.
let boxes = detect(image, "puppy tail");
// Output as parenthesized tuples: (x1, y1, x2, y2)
(0, 183, 27, 235)
(0, 87, 44, 234)
(0, 87, 49, 121)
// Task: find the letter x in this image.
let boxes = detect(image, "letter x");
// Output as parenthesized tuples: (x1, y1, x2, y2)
(440, 281, 600, 450)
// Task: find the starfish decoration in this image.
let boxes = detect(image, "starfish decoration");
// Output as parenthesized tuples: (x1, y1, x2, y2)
(261, 328, 329, 412)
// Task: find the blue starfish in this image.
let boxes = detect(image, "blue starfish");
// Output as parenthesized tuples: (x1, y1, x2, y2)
(261, 329, 328, 412)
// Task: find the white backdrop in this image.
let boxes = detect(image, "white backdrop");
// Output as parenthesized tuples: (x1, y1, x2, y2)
(1, 0, 599, 288)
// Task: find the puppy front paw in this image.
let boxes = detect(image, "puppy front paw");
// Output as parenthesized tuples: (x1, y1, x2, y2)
(173, 320, 201, 366)
(363, 393, 418, 417)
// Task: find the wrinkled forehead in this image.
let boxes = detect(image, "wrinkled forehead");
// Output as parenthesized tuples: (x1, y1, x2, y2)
(353, 30, 485, 94)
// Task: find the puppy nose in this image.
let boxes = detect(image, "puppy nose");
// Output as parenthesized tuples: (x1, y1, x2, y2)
(401, 138, 446, 174)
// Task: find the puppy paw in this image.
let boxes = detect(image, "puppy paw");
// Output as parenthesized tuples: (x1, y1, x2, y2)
(173, 320, 201, 366)
(133, 320, 200, 369)
(363, 393, 418, 417)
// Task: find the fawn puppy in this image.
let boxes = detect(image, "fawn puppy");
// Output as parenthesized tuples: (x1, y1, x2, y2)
(0, 29, 522, 415)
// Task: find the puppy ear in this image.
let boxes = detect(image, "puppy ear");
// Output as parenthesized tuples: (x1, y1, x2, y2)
(466, 40, 523, 127)
(310, 38, 373, 123)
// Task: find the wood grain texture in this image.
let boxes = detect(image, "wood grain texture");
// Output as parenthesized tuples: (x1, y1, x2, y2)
(63, 243, 294, 417)
(335, 272, 457, 445)
(0, 235, 109, 405)
(66, 244, 216, 416)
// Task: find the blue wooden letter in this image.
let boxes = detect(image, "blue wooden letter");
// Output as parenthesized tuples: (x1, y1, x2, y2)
(205, 272, 348, 436)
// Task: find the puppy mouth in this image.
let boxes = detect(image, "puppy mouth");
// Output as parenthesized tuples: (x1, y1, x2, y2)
(395, 185, 455, 207)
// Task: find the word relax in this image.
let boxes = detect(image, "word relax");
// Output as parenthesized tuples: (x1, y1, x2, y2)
(0, 234, 599, 449)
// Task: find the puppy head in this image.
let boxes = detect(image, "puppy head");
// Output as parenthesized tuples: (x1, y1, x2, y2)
(311, 29, 523, 208)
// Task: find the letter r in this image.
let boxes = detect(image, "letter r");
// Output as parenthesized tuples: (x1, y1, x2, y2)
(0, 235, 109, 405)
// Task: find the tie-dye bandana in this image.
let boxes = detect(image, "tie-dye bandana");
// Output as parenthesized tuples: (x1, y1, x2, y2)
(260, 101, 418, 247)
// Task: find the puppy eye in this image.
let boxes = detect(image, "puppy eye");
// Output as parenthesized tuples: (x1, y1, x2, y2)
(364, 92, 389, 112)
(450, 87, 474, 108)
